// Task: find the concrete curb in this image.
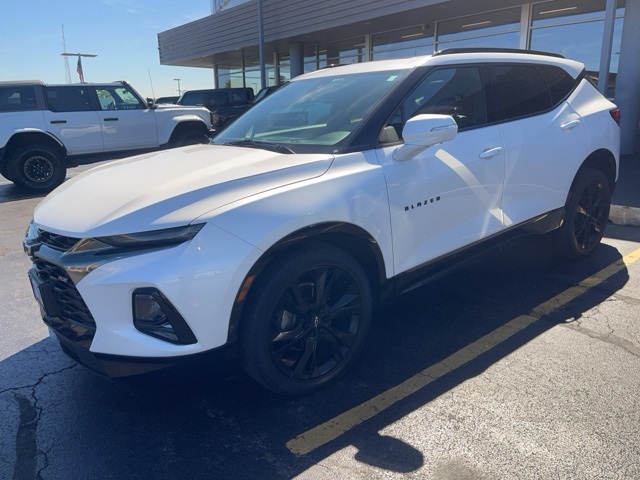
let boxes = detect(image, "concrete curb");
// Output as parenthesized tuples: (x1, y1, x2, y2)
(610, 204, 640, 226)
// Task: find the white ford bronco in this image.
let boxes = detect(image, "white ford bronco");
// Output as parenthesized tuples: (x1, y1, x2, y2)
(0, 80, 212, 191)
(24, 49, 620, 396)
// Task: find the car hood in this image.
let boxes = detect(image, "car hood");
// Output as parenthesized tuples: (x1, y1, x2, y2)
(34, 145, 334, 237)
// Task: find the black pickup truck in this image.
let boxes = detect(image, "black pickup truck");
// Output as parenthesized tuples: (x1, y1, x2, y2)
(177, 87, 254, 129)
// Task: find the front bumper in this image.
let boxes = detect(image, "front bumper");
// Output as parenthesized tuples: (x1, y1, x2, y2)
(24, 221, 258, 374)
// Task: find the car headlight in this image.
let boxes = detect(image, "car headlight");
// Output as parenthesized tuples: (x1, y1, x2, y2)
(68, 223, 205, 254)
(96, 223, 205, 248)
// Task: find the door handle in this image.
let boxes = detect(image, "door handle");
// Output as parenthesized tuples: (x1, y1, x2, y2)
(479, 146, 503, 159)
(50, 120, 67, 124)
(560, 119, 580, 130)
(104, 117, 119, 122)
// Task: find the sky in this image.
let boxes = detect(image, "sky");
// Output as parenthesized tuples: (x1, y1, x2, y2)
(0, 0, 216, 99)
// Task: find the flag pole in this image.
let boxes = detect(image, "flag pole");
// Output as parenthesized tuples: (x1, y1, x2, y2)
(61, 52, 97, 83)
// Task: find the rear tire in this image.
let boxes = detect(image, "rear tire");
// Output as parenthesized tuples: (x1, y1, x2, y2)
(551, 167, 611, 259)
(7, 144, 66, 192)
(240, 244, 372, 396)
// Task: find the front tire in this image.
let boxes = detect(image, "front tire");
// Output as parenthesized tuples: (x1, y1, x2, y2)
(240, 244, 373, 396)
(172, 129, 208, 147)
(553, 167, 611, 259)
(7, 144, 66, 192)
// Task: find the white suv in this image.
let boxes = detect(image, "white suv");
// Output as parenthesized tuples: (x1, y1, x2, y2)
(0, 81, 212, 191)
(24, 49, 620, 396)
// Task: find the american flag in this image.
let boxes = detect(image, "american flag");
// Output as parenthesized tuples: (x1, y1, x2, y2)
(76, 57, 84, 83)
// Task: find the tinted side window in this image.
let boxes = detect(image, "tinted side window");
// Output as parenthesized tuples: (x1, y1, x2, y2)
(537, 65, 577, 105)
(0, 86, 38, 111)
(180, 92, 205, 106)
(46, 87, 91, 112)
(229, 90, 249, 103)
(492, 65, 551, 120)
(382, 66, 486, 143)
(207, 91, 229, 106)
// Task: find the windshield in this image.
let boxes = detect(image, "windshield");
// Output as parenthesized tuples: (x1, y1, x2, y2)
(213, 69, 405, 154)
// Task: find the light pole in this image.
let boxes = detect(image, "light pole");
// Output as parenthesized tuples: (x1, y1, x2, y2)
(61, 52, 97, 83)
(174, 78, 182, 95)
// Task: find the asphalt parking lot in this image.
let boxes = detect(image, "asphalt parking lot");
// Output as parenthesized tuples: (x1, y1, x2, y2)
(1, 166, 640, 479)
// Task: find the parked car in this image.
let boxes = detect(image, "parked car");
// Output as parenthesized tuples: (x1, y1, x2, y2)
(24, 49, 620, 396)
(154, 95, 180, 104)
(177, 87, 254, 129)
(0, 81, 212, 191)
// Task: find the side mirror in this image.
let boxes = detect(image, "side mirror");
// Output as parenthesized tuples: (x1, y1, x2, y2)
(146, 98, 156, 108)
(393, 114, 458, 161)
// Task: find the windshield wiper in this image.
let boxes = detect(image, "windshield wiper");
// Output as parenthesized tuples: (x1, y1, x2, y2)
(224, 139, 295, 154)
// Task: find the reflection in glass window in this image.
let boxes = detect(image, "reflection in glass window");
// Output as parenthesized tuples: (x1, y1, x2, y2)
(531, 21, 604, 72)
(531, 0, 625, 27)
(372, 25, 435, 60)
(387, 67, 486, 135)
(438, 32, 519, 51)
(214, 70, 405, 154)
(302, 37, 365, 70)
(435, 7, 521, 51)
(438, 8, 521, 41)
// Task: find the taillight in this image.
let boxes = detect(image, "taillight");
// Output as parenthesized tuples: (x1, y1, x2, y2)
(610, 109, 621, 125)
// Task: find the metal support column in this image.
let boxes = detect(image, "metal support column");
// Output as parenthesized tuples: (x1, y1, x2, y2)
(258, 0, 266, 89)
(598, 0, 617, 95)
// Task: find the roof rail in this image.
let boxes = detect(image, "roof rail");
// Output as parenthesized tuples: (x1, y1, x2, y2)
(0, 80, 45, 86)
(434, 48, 565, 59)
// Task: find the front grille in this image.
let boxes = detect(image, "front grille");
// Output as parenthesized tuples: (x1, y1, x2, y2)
(33, 258, 96, 328)
(38, 229, 81, 251)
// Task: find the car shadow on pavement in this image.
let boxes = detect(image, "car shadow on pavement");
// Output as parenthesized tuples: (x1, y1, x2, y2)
(0, 239, 631, 479)
(0, 181, 47, 203)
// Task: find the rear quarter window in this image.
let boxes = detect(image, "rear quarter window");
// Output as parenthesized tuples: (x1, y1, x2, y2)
(491, 64, 552, 121)
(536, 64, 577, 104)
(0, 86, 38, 111)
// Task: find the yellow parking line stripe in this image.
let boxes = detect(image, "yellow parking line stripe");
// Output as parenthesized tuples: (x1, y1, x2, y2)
(286, 247, 640, 456)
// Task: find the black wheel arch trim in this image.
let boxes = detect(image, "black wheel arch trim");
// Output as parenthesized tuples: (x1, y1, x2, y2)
(573, 149, 617, 196)
(4, 131, 67, 159)
(226, 222, 386, 343)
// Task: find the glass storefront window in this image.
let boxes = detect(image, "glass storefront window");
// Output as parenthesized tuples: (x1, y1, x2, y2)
(531, 21, 604, 72)
(210, 1, 626, 97)
(372, 25, 435, 60)
(302, 37, 365, 70)
(531, 0, 625, 27)
(530, 2, 625, 97)
(279, 59, 291, 83)
(438, 31, 519, 50)
(438, 7, 521, 42)
(530, 5, 624, 74)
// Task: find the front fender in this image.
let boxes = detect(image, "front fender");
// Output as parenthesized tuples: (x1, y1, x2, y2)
(1, 128, 66, 155)
(156, 114, 212, 144)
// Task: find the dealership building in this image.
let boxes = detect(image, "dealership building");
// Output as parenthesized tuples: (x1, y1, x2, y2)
(158, 0, 640, 153)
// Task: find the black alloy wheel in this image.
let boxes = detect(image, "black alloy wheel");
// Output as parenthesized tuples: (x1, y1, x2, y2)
(554, 167, 611, 259)
(240, 244, 372, 396)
